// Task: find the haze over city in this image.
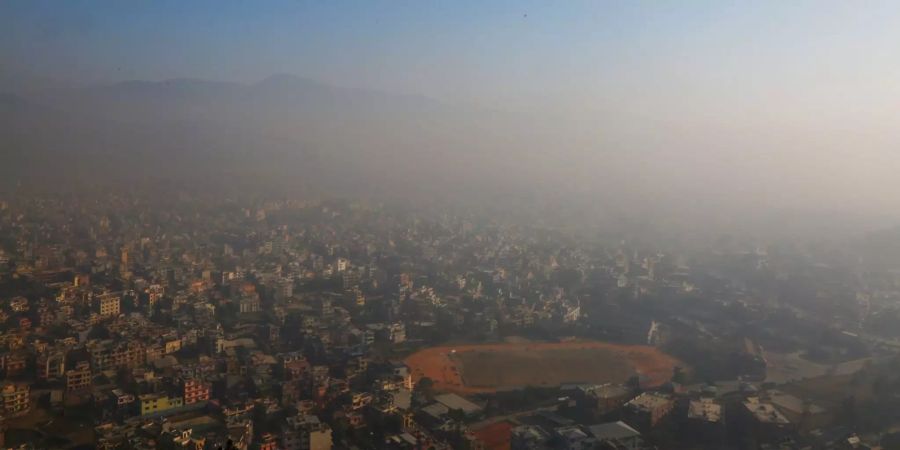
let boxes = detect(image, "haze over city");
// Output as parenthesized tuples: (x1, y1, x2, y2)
(4, 1, 900, 229)
(4, 2, 900, 450)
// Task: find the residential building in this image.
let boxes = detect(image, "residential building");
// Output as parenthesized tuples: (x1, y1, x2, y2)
(183, 379, 211, 404)
(97, 293, 121, 317)
(688, 398, 722, 424)
(623, 392, 674, 429)
(139, 393, 184, 416)
(587, 421, 644, 449)
(37, 350, 66, 379)
(66, 361, 92, 392)
(1, 383, 30, 416)
(88, 340, 146, 370)
(282, 414, 332, 450)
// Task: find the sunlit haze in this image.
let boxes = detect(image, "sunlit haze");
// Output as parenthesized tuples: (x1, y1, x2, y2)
(4, 1, 900, 227)
(6, 3, 900, 449)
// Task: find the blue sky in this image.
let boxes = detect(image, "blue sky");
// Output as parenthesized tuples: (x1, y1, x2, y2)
(3, 0, 900, 115)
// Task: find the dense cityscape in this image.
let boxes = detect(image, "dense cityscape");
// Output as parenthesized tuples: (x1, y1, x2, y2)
(6, 2, 900, 449)
(0, 188, 898, 449)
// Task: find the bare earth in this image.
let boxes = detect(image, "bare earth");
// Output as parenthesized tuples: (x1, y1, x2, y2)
(404, 341, 681, 394)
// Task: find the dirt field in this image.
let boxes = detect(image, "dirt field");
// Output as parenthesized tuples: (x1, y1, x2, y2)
(404, 341, 681, 394)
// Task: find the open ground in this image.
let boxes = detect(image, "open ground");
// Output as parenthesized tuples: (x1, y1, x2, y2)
(404, 340, 681, 394)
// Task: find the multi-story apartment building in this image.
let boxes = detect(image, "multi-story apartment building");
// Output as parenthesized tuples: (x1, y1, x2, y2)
(139, 393, 184, 416)
(97, 292, 121, 317)
(37, 350, 66, 379)
(1, 383, 30, 417)
(88, 340, 146, 371)
(624, 392, 675, 429)
(66, 361, 92, 392)
(183, 379, 211, 404)
(282, 414, 333, 450)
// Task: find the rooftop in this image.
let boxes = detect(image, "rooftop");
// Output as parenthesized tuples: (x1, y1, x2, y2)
(626, 392, 672, 412)
(743, 397, 790, 425)
(582, 383, 632, 399)
(768, 390, 826, 416)
(687, 398, 722, 423)
(587, 421, 641, 441)
(434, 393, 482, 414)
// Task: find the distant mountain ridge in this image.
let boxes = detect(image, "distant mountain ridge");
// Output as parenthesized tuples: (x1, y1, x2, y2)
(2, 74, 892, 237)
(1, 74, 557, 201)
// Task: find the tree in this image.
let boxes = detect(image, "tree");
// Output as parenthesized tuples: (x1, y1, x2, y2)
(415, 376, 435, 403)
(87, 324, 110, 340)
(416, 377, 434, 391)
(448, 408, 466, 423)
(671, 366, 687, 384)
(626, 375, 642, 393)
(416, 376, 434, 395)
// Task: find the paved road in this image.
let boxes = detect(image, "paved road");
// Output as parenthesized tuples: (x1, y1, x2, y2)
(469, 402, 561, 430)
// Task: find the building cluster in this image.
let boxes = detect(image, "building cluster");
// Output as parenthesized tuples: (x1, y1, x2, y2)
(0, 193, 895, 449)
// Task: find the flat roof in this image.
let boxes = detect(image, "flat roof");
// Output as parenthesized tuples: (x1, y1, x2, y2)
(688, 399, 722, 423)
(422, 402, 449, 418)
(626, 392, 672, 412)
(743, 398, 790, 424)
(587, 421, 641, 441)
(434, 393, 482, 414)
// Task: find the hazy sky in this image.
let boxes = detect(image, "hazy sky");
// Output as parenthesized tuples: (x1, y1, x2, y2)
(4, 1, 899, 110)
(4, 1, 900, 218)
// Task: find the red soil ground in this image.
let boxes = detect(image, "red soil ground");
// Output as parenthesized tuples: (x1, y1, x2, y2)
(403, 340, 681, 394)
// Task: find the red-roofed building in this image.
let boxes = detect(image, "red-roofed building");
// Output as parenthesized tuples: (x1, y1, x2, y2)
(472, 421, 512, 450)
